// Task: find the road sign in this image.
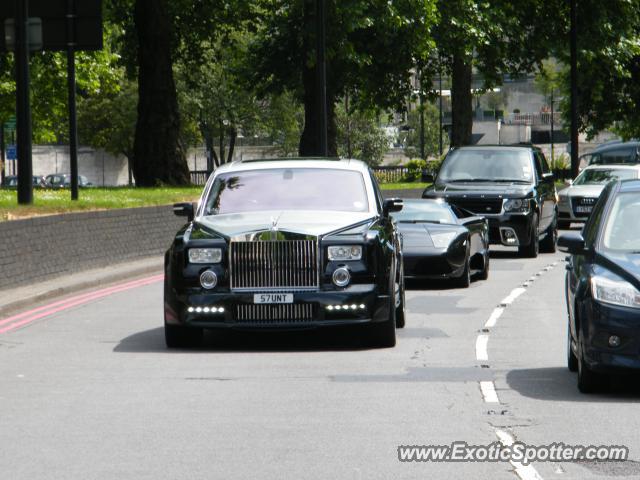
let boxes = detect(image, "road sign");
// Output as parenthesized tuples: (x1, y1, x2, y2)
(7, 145, 17, 161)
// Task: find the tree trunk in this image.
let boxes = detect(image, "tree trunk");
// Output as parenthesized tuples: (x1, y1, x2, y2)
(227, 127, 237, 163)
(133, 0, 189, 186)
(450, 55, 474, 147)
(299, 0, 337, 157)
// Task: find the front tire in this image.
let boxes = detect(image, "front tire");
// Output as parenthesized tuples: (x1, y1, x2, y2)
(165, 323, 203, 349)
(577, 330, 606, 393)
(519, 215, 539, 258)
(395, 262, 406, 329)
(540, 216, 558, 253)
(478, 251, 490, 281)
(567, 325, 578, 372)
(453, 254, 471, 288)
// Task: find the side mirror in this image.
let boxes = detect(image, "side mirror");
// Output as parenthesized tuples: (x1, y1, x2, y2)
(542, 172, 555, 182)
(564, 179, 573, 187)
(173, 202, 195, 222)
(557, 232, 587, 255)
(383, 198, 403, 218)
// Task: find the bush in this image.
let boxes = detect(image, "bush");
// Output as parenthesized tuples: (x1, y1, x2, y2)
(550, 153, 570, 171)
(403, 159, 427, 182)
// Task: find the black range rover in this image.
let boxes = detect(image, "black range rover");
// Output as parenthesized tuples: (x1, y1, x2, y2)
(422, 145, 558, 258)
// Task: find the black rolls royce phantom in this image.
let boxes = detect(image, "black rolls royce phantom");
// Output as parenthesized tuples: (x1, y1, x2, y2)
(164, 158, 405, 348)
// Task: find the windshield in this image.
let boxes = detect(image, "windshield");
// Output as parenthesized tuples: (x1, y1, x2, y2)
(602, 192, 640, 251)
(203, 168, 369, 215)
(574, 169, 637, 185)
(591, 147, 638, 165)
(438, 149, 534, 183)
(391, 201, 456, 224)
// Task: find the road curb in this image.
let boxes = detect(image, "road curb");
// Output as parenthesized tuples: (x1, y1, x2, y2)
(0, 257, 163, 318)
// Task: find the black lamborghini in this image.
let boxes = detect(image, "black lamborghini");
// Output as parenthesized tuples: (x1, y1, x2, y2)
(392, 199, 490, 287)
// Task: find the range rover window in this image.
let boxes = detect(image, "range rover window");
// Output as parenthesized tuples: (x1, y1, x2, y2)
(438, 148, 534, 183)
(204, 168, 369, 215)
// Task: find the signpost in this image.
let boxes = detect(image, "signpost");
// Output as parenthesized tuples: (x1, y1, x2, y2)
(0, 0, 102, 203)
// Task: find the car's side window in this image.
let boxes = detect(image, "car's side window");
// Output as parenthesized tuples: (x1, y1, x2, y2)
(583, 183, 613, 247)
(538, 151, 551, 174)
(369, 171, 384, 212)
(532, 152, 543, 181)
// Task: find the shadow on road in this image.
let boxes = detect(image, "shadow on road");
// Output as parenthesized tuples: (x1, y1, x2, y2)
(114, 326, 377, 353)
(506, 367, 640, 402)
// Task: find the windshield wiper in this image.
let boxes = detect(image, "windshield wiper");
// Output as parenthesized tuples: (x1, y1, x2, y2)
(399, 220, 442, 224)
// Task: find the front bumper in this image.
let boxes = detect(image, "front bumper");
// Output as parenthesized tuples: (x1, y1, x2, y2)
(558, 203, 588, 223)
(165, 283, 392, 330)
(403, 249, 465, 279)
(581, 298, 640, 372)
(486, 213, 534, 247)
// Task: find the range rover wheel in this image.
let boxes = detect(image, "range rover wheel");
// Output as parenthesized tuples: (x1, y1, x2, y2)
(577, 330, 606, 393)
(519, 215, 539, 258)
(165, 324, 203, 349)
(540, 217, 558, 253)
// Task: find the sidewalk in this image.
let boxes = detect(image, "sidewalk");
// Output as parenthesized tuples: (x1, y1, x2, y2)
(0, 256, 163, 318)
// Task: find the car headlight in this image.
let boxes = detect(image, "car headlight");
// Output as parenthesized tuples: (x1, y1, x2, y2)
(188, 248, 222, 264)
(430, 231, 458, 248)
(558, 195, 569, 206)
(591, 274, 640, 309)
(328, 245, 362, 261)
(504, 198, 530, 213)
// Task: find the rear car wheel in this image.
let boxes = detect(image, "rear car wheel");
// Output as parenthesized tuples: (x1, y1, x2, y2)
(165, 323, 203, 349)
(567, 325, 578, 372)
(478, 251, 490, 281)
(519, 215, 539, 258)
(540, 217, 558, 253)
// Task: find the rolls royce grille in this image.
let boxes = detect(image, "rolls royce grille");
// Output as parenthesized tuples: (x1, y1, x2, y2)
(230, 240, 318, 290)
(449, 198, 503, 215)
(236, 304, 314, 323)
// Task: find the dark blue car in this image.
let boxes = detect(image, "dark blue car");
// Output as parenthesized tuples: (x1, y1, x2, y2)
(559, 179, 640, 393)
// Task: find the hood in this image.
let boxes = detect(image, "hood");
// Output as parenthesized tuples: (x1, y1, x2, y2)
(561, 184, 605, 198)
(398, 222, 464, 248)
(197, 210, 375, 239)
(426, 182, 532, 198)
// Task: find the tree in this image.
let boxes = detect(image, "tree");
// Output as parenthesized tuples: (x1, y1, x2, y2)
(402, 102, 448, 159)
(249, 0, 436, 156)
(428, 0, 563, 146)
(335, 101, 389, 166)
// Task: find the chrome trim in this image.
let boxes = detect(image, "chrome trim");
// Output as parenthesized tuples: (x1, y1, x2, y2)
(236, 304, 314, 322)
(230, 240, 319, 291)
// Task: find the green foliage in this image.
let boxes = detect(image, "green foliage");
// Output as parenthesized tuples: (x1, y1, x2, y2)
(335, 102, 389, 166)
(402, 103, 448, 159)
(403, 159, 428, 182)
(550, 153, 570, 171)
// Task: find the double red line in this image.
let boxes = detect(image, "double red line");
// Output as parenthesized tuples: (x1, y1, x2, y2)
(0, 274, 164, 334)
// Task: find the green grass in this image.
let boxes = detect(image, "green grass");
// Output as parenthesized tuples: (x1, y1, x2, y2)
(0, 182, 428, 221)
(380, 182, 428, 190)
(0, 187, 203, 221)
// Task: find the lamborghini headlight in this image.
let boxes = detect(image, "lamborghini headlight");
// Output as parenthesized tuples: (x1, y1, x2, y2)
(430, 231, 458, 248)
(591, 274, 640, 309)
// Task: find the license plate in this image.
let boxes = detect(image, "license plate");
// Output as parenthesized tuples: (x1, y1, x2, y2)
(576, 206, 593, 214)
(254, 293, 294, 304)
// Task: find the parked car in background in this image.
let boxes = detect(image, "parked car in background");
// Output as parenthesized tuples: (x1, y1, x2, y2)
(391, 199, 489, 287)
(560, 179, 640, 393)
(2, 175, 45, 188)
(558, 165, 640, 228)
(165, 158, 406, 348)
(43, 174, 93, 188)
(584, 140, 640, 169)
(422, 145, 558, 258)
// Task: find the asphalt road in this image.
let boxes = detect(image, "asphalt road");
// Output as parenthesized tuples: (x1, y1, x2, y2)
(1, 230, 640, 480)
